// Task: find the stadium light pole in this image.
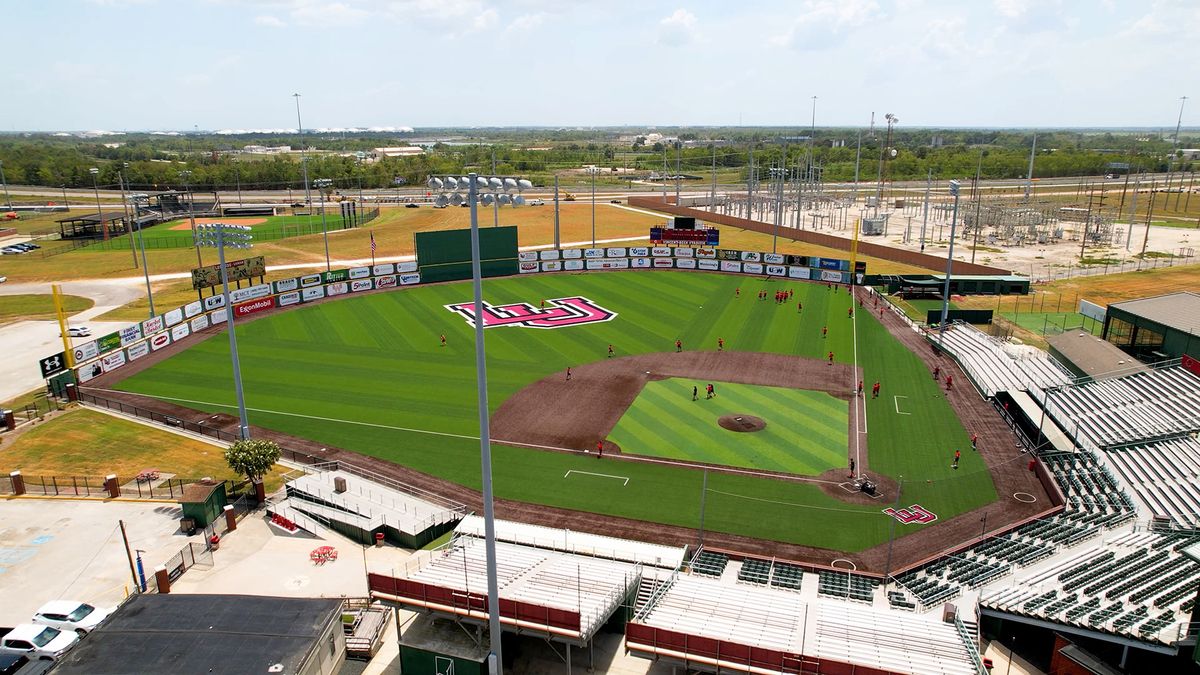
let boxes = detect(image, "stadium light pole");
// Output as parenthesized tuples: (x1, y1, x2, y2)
(937, 180, 962, 348)
(293, 93, 315, 235)
(0, 160, 11, 209)
(180, 170, 202, 267)
(313, 178, 333, 271)
(88, 167, 108, 241)
(591, 166, 596, 247)
(194, 223, 253, 441)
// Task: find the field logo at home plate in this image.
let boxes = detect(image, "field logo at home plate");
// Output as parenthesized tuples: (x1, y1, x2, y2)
(883, 504, 938, 525)
(445, 296, 617, 330)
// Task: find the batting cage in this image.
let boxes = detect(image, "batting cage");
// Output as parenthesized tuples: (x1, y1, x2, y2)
(415, 225, 518, 283)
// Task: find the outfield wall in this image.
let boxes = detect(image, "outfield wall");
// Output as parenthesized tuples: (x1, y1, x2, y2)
(43, 245, 858, 387)
(630, 195, 1012, 276)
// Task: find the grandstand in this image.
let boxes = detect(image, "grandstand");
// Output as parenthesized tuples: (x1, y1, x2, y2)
(1101, 437, 1200, 529)
(934, 323, 1073, 397)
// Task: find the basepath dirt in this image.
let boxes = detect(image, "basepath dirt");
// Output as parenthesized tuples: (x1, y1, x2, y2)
(168, 217, 268, 231)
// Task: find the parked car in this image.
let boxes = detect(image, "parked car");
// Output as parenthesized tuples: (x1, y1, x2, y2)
(528, 199, 545, 206)
(0, 276, 7, 284)
(0, 654, 34, 675)
(0, 625, 78, 661)
(610, 199, 621, 204)
(32, 601, 112, 635)
(1, 246, 27, 255)
(405, 203, 420, 208)
(60, 326, 91, 338)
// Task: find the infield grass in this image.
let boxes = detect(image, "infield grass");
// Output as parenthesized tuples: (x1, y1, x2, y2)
(608, 379, 848, 475)
(115, 271, 994, 552)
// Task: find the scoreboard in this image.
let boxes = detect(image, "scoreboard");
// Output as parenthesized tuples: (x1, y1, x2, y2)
(650, 227, 720, 246)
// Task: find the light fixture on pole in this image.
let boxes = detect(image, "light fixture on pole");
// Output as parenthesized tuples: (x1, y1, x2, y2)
(938, 180, 962, 348)
(313, 178, 333, 271)
(426, 172, 531, 675)
(88, 168, 108, 241)
(193, 223, 253, 441)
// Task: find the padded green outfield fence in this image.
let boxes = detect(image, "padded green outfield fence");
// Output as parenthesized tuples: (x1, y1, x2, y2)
(415, 226, 519, 282)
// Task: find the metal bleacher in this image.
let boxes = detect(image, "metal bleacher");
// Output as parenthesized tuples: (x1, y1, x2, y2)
(933, 322, 1073, 397)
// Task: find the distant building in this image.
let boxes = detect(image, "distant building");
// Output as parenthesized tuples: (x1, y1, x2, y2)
(1178, 149, 1200, 161)
(243, 144, 292, 154)
(372, 146, 425, 158)
(1103, 291, 1200, 362)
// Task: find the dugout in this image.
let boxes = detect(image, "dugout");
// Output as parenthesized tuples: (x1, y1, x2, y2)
(415, 225, 518, 283)
(398, 615, 489, 675)
(55, 211, 129, 239)
(873, 274, 1030, 296)
(1103, 292, 1200, 363)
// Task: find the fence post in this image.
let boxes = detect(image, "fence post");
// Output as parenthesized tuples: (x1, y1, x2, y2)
(105, 474, 121, 499)
(2, 409, 13, 431)
(223, 504, 237, 532)
(65, 383, 78, 402)
(10, 471, 25, 496)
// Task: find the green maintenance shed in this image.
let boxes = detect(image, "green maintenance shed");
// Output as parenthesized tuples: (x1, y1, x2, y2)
(1103, 291, 1200, 363)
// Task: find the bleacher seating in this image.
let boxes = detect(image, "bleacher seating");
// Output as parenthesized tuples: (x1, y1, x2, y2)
(737, 557, 772, 585)
(769, 562, 804, 591)
(1102, 437, 1200, 529)
(691, 550, 729, 577)
(818, 571, 878, 603)
(933, 323, 1073, 396)
(887, 590, 916, 610)
(1038, 366, 1200, 450)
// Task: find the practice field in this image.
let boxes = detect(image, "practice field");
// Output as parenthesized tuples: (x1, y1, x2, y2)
(608, 379, 848, 475)
(112, 271, 995, 553)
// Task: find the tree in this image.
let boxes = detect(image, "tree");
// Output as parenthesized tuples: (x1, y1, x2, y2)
(224, 439, 281, 502)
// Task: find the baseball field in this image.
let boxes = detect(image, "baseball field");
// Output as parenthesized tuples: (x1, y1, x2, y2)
(111, 270, 996, 553)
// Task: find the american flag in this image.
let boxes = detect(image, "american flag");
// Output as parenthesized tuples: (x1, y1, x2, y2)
(370, 231, 376, 254)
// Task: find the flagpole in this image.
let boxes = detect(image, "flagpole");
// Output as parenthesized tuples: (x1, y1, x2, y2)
(370, 232, 376, 267)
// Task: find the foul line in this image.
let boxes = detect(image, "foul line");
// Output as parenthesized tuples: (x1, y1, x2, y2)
(851, 288, 866, 476)
(564, 470, 629, 486)
(706, 489, 883, 515)
(894, 395, 912, 415)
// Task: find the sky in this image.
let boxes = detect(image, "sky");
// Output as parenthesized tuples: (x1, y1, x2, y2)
(2, 0, 1196, 131)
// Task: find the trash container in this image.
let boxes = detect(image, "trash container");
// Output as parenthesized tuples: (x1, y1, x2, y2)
(374, 532, 385, 548)
(180, 518, 197, 536)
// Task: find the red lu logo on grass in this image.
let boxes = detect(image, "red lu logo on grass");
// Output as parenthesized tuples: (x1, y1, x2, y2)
(883, 504, 938, 525)
(445, 296, 617, 330)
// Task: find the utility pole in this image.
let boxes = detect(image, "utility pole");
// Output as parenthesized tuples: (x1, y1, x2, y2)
(1125, 172, 1141, 250)
(119, 520, 140, 593)
(492, 147, 499, 228)
(709, 143, 717, 209)
(1024, 133, 1037, 201)
(970, 150, 984, 263)
(852, 128, 862, 203)
(675, 140, 682, 205)
(920, 168, 931, 252)
(747, 145, 755, 220)
(0, 160, 11, 209)
(293, 93, 314, 237)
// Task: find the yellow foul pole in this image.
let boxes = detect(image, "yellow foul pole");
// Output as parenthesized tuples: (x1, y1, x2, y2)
(52, 284, 75, 368)
(850, 218, 861, 278)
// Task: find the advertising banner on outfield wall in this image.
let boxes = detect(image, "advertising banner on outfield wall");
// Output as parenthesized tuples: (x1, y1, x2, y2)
(399, 273, 421, 285)
(676, 258, 697, 269)
(786, 255, 810, 267)
(234, 298, 274, 317)
(606, 248, 627, 258)
(190, 315, 209, 332)
(789, 266, 811, 279)
(350, 279, 374, 292)
(584, 248, 605, 259)
(164, 308, 184, 327)
(302, 286, 326, 302)
(695, 248, 716, 258)
(183, 301, 203, 319)
(396, 261, 418, 274)
(142, 315, 164, 336)
(698, 259, 719, 270)
(229, 284, 271, 304)
(818, 257, 847, 271)
(100, 350, 126, 373)
(77, 362, 102, 383)
(717, 249, 741, 261)
(629, 247, 650, 257)
(300, 274, 322, 287)
(541, 261, 563, 272)
(39, 352, 67, 379)
(149, 332, 171, 351)
(651, 247, 672, 257)
(97, 332, 122, 354)
(563, 259, 585, 271)
(323, 269, 349, 284)
(675, 248, 695, 257)
(278, 291, 301, 306)
(766, 265, 787, 276)
(274, 277, 299, 293)
(743, 262, 764, 275)
(73, 341, 99, 363)
(540, 250, 561, 261)
(820, 270, 844, 282)
(764, 253, 786, 265)
(519, 262, 539, 274)
(211, 308, 227, 325)
(631, 258, 651, 268)
(170, 323, 190, 341)
(562, 248, 583, 259)
(326, 282, 349, 297)
(349, 266, 371, 279)
(119, 325, 142, 346)
(127, 341, 150, 361)
(741, 251, 762, 263)
(372, 263, 395, 276)
(721, 260, 742, 273)
(374, 275, 397, 289)
(653, 258, 674, 268)
(587, 258, 629, 270)
(519, 251, 538, 263)
(203, 294, 226, 311)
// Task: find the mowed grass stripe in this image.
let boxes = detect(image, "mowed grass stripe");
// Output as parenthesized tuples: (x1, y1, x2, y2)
(118, 271, 996, 551)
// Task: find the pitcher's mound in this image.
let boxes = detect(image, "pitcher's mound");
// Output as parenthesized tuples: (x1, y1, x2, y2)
(718, 414, 766, 433)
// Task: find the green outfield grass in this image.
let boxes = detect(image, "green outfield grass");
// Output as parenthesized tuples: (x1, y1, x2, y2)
(115, 271, 995, 552)
(608, 379, 847, 475)
(105, 214, 356, 247)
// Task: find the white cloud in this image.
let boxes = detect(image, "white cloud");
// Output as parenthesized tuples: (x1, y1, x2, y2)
(254, 14, 286, 27)
(657, 8, 699, 47)
(993, 0, 1030, 19)
(505, 11, 545, 35)
(769, 0, 880, 50)
(471, 7, 499, 32)
(289, 2, 370, 26)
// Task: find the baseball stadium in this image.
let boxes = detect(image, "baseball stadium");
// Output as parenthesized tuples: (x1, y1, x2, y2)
(28, 201, 1200, 675)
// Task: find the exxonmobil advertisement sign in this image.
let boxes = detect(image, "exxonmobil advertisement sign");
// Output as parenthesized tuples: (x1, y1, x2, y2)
(234, 297, 275, 318)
